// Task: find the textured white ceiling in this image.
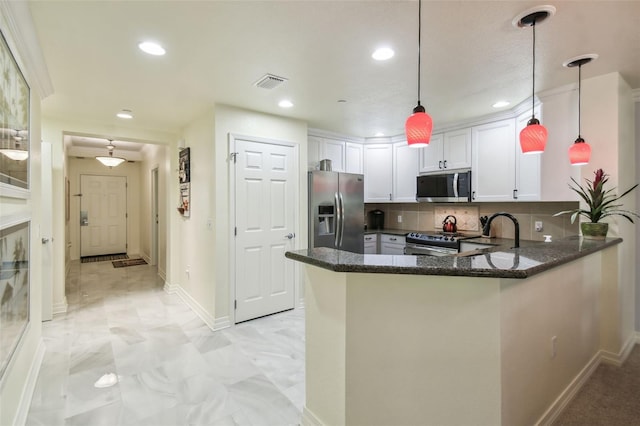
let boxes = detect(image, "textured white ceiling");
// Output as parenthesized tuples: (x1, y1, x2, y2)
(27, 0, 640, 148)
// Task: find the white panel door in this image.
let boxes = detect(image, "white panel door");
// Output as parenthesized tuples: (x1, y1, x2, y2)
(80, 175, 127, 257)
(234, 139, 296, 323)
(41, 142, 53, 321)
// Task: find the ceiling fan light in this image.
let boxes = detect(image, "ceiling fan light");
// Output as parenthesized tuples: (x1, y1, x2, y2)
(0, 149, 29, 161)
(406, 107, 433, 148)
(569, 137, 591, 166)
(519, 119, 547, 154)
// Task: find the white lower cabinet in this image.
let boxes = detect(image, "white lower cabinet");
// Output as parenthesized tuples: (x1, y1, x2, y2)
(364, 234, 378, 254)
(380, 234, 406, 255)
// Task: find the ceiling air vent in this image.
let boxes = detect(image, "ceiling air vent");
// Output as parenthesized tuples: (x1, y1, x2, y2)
(254, 74, 288, 90)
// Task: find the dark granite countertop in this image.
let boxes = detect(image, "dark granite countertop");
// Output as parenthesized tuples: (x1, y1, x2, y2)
(285, 236, 622, 279)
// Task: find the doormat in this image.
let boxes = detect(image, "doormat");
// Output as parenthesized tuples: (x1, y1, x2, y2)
(81, 253, 128, 263)
(112, 258, 147, 268)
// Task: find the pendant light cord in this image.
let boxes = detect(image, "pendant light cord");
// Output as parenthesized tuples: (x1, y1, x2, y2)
(417, 0, 422, 105)
(578, 63, 582, 138)
(531, 20, 536, 119)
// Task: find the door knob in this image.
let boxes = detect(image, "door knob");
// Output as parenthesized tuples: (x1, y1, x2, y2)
(41, 238, 49, 244)
(285, 233, 295, 239)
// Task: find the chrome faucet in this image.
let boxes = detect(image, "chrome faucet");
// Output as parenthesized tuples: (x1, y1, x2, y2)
(482, 212, 520, 248)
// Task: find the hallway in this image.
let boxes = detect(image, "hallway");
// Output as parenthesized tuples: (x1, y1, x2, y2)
(26, 260, 305, 425)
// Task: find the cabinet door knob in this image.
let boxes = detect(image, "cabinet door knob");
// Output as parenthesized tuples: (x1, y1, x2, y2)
(472, 191, 476, 200)
(438, 160, 443, 169)
(443, 160, 447, 169)
(513, 189, 518, 199)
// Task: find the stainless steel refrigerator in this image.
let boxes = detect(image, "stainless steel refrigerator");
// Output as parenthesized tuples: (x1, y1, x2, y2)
(308, 171, 364, 253)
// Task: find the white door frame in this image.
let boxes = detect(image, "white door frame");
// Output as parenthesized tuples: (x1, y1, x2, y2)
(228, 133, 300, 325)
(151, 166, 159, 266)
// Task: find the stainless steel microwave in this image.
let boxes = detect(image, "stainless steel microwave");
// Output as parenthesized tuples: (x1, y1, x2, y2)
(416, 170, 472, 202)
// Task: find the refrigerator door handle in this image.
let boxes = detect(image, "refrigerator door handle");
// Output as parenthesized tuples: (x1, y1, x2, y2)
(334, 192, 341, 247)
(338, 192, 345, 247)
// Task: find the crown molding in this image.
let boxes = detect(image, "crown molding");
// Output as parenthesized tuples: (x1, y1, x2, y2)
(0, 1, 54, 99)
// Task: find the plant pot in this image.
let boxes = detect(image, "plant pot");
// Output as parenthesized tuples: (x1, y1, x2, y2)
(581, 222, 608, 240)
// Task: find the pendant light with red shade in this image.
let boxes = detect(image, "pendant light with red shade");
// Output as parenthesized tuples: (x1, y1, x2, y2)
(564, 54, 598, 166)
(405, 0, 433, 148)
(513, 6, 555, 154)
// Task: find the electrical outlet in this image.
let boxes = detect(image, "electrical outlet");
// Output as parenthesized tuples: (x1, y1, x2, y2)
(551, 336, 557, 359)
(535, 221, 543, 232)
(397, 215, 403, 223)
(206, 218, 213, 230)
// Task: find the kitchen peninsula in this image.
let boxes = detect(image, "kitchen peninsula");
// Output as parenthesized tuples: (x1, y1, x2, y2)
(286, 236, 627, 425)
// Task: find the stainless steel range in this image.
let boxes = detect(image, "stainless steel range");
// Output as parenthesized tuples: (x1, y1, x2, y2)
(405, 232, 460, 256)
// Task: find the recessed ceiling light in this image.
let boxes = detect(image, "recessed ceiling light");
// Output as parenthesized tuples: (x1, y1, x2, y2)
(116, 109, 134, 119)
(138, 41, 166, 56)
(278, 100, 294, 108)
(375, 132, 385, 137)
(372, 47, 395, 61)
(492, 101, 510, 108)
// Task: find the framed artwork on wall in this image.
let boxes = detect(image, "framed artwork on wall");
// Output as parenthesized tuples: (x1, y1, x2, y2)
(0, 29, 30, 198)
(178, 147, 190, 217)
(0, 218, 30, 382)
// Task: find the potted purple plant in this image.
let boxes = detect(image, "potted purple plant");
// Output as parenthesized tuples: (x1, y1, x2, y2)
(554, 169, 639, 239)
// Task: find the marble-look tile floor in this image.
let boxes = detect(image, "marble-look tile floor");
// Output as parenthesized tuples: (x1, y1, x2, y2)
(26, 260, 305, 426)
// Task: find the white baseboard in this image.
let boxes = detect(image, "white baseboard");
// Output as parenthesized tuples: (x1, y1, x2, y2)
(535, 350, 601, 426)
(301, 406, 323, 426)
(213, 316, 231, 331)
(165, 282, 217, 331)
(600, 334, 637, 366)
(13, 338, 46, 426)
(158, 267, 166, 281)
(297, 298, 305, 309)
(140, 253, 151, 264)
(52, 298, 68, 315)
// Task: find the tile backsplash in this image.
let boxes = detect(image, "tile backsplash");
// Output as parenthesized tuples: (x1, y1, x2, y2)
(365, 201, 580, 242)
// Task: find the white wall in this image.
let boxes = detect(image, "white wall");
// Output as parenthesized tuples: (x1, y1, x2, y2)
(167, 104, 308, 328)
(139, 143, 169, 277)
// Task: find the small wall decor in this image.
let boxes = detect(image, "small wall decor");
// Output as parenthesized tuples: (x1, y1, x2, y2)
(0, 219, 30, 380)
(178, 147, 190, 217)
(0, 29, 30, 196)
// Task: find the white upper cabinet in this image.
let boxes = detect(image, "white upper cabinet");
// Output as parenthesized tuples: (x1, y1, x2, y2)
(471, 119, 517, 202)
(308, 135, 322, 171)
(364, 144, 393, 202)
(419, 129, 471, 173)
(418, 133, 444, 173)
(322, 139, 346, 172)
(345, 142, 364, 174)
(393, 141, 419, 202)
(514, 106, 541, 201)
(307, 136, 363, 174)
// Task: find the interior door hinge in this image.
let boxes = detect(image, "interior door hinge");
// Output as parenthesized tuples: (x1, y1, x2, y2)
(234, 227, 237, 236)
(230, 152, 238, 163)
(234, 300, 237, 310)
(126, 213, 128, 218)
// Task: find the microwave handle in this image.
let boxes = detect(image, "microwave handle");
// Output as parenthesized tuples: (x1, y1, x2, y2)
(452, 173, 459, 198)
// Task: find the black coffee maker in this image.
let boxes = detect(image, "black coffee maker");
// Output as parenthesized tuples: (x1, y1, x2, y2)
(368, 209, 385, 230)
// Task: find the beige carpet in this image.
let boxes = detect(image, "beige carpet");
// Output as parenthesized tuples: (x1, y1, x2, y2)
(554, 344, 640, 425)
